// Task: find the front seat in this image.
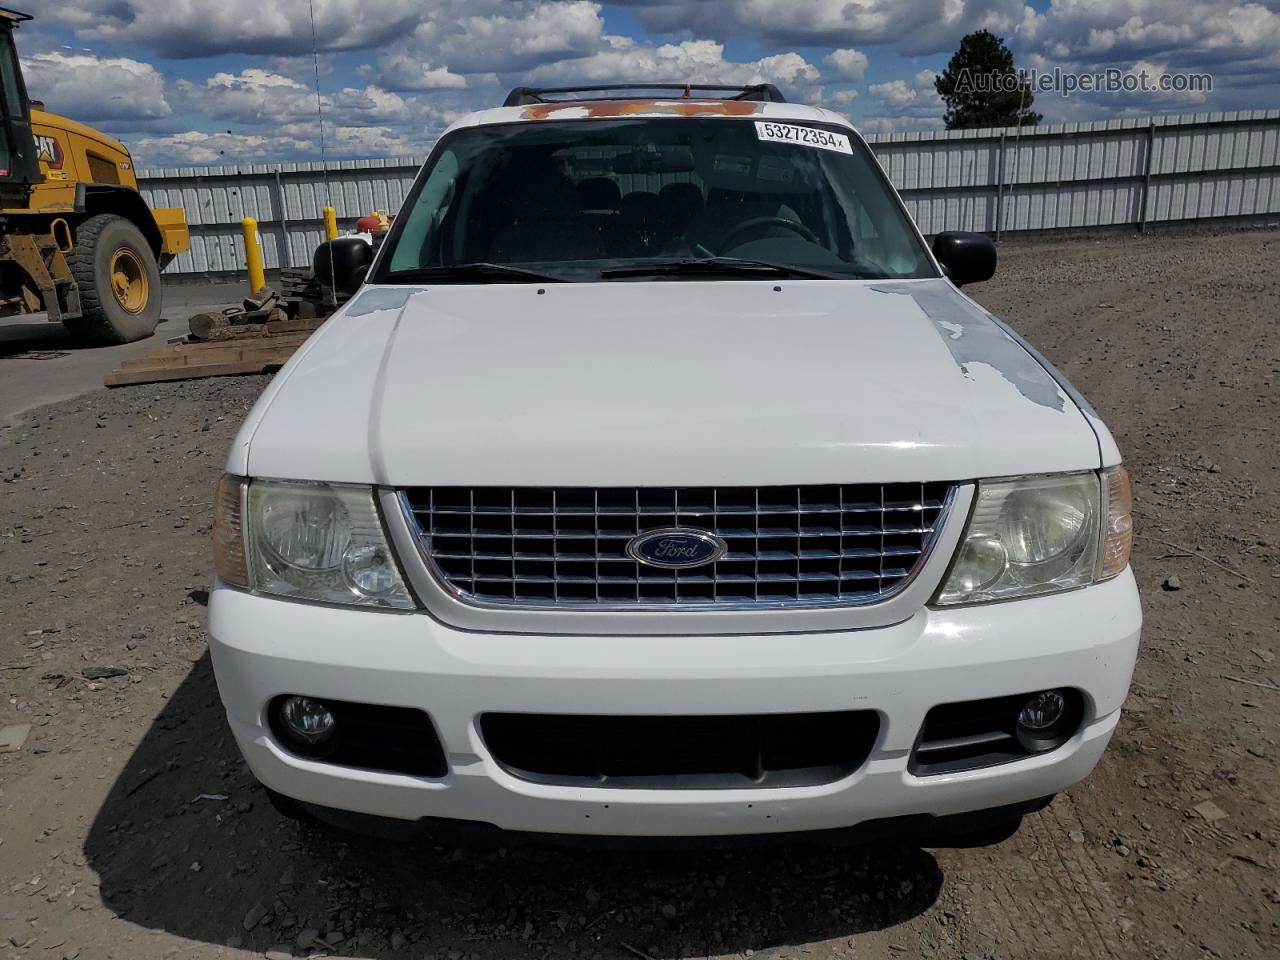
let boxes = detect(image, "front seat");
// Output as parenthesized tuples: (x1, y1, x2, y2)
(488, 174, 605, 263)
(578, 177, 621, 250)
(610, 191, 661, 258)
(657, 183, 704, 249)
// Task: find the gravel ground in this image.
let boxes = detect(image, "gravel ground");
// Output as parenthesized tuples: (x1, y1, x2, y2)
(1, 228, 1277, 960)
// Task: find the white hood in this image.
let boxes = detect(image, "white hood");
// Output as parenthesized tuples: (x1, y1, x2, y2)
(232, 278, 1102, 486)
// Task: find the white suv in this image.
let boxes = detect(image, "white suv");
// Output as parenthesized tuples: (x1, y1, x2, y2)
(210, 84, 1140, 842)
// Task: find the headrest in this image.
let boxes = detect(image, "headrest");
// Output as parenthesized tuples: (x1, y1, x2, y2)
(659, 182, 704, 217)
(619, 191, 659, 216)
(578, 177, 621, 212)
(513, 175, 580, 217)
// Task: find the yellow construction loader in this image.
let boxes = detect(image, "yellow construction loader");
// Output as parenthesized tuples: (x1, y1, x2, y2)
(0, 8, 189, 344)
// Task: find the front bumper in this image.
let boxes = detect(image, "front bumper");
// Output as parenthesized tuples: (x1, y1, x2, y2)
(207, 571, 1141, 837)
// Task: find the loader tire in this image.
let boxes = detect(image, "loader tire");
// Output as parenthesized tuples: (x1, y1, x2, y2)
(62, 214, 162, 345)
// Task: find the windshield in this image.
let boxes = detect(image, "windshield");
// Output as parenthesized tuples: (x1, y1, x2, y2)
(374, 117, 936, 283)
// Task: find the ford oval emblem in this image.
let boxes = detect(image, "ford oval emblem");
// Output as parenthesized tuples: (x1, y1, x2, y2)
(627, 528, 727, 570)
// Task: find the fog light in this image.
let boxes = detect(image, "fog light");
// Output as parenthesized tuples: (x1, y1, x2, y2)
(1015, 688, 1076, 753)
(279, 696, 336, 747)
(1017, 690, 1066, 730)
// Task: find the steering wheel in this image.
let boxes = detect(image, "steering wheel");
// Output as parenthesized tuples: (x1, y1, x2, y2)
(719, 215, 820, 250)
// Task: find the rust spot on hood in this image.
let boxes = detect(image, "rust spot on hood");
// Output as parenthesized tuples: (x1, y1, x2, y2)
(522, 99, 762, 120)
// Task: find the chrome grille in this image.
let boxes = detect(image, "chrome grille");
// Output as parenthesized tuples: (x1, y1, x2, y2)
(400, 483, 955, 609)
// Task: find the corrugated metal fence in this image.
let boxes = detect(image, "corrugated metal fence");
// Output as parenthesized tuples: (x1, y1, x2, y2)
(138, 108, 1280, 277)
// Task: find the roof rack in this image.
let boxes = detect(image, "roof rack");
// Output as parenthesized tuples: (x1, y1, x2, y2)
(502, 83, 786, 108)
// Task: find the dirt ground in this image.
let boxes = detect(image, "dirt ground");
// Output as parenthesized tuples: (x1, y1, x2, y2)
(1, 228, 1277, 960)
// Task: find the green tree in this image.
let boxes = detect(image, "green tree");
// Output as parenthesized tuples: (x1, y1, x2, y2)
(934, 30, 1042, 129)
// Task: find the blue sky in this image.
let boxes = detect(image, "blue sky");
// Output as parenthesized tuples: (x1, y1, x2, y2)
(17, 0, 1280, 166)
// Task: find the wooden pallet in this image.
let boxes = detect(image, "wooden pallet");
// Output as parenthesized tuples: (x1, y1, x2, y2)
(103, 325, 321, 387)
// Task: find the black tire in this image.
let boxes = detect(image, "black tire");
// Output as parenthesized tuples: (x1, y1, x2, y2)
(62, 214, 162, 345)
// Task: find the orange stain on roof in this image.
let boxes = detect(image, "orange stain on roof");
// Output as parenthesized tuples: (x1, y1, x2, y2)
(522, 99, 763, 120)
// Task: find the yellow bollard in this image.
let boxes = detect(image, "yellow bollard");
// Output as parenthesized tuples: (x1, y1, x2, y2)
(322, 205, 338, 242)
(240, 216, 265, 296)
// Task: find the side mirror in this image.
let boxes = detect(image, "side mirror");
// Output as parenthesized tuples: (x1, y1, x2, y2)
(313, 238, 373, 297)
(932, 231, 996, 287)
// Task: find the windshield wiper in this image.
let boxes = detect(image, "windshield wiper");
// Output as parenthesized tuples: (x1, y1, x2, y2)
(600, 257, 840, 280)
(379, 263, 572, 284)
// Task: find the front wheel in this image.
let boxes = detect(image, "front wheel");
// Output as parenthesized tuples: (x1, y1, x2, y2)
(63, 214, 162, 345)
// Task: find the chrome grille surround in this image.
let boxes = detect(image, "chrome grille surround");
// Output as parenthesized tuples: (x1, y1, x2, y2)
(399, 483, 957, 611)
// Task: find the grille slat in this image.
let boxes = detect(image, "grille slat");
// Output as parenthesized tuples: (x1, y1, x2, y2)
(403, 483, 954, 609)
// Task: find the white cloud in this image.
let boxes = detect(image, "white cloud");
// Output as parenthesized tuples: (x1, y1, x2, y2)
(51, 0, 425, 58)
(863, 69, 942, 130)
(1007, 0, 1280, 119)
(751, 52, 824, 87)
(328, 85, 414, 124)
(1084, 17, 1195, 56)
(616, 0, 1278, 94)
(1020, 0, 1280, 77)
(805, 86, 860, 113)
(868, 79, 917, 109)
(375, 58, 470, 91)
(132, 121, 425, 166)
(856, 114, 946, 135)
(157, 68, 468, 159)
(738, 0, 895, 44)
(178, 69, 413, 128)
(329, 127, 421, 156)
(376, 0, 606, 84)
(21, 52, 171, 124)
(618, 0, 1024, 55)
(522, 37, 821, 94)
(131, 131, 273, 165)
(869, 69, 939, 110)
(278, 122, 421, 157)
(824, 48, 869, 81)
(1127, 59, 1211, 104)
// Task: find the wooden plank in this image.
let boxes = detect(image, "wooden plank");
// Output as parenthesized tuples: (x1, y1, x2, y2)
(200, 317, 321, 342)
(105, 351, 296, 387)
(104, 293, 328, 387)
(140, 330, 313, 358)
(116, 341, 307, 371)
(124, 343, 307, 370)
(140, 335, 306, 355)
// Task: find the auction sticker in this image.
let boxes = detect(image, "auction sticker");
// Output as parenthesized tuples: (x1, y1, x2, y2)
(755, 121, 852, 154)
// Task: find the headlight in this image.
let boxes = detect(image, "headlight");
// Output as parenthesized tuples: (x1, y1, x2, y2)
(935, 468, 1131, 605)
(213, 475, 415, 609)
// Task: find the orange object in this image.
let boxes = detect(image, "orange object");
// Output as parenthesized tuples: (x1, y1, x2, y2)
(355, 210, 390, 234)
